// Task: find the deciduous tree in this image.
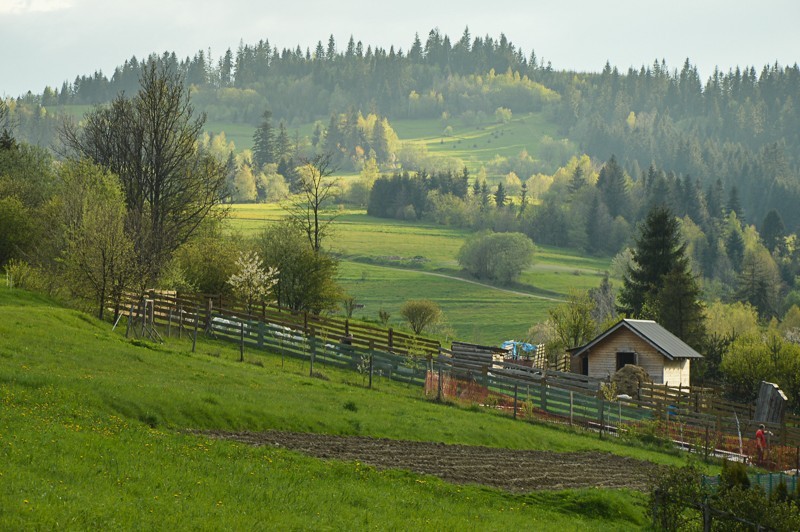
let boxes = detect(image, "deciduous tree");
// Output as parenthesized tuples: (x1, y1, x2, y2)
(284, 153, 339, 252)
(61, 60, 228, 287)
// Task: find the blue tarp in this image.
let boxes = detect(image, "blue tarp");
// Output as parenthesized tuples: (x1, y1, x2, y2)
(501, 340, 536, 359)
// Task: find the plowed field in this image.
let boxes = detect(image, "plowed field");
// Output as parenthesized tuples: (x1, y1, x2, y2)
(201, 430, 659, 492)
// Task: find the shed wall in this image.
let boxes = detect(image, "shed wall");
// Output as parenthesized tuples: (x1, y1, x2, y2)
(586, 328, 665, 383)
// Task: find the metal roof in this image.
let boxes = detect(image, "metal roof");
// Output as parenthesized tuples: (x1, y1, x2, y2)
(570, 319, 703, 360)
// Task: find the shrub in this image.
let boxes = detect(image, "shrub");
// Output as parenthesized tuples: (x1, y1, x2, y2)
(400, 299, 443, 335)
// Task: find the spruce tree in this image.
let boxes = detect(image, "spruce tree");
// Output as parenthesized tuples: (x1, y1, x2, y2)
(275, 121, 291, 163)
(653, 266, 706, 349)
(494, 182, 506, 208)
(596, 155, 628, 218)
(252, 110, 275, 169)
(761, 209, 785, 252)
(619, 206, 692, 316)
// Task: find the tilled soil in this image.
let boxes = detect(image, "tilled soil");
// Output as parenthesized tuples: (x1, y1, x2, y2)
(199, 430, 659, 492)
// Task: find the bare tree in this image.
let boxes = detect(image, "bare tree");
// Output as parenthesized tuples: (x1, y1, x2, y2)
(284, 153, 339, 252)
(61, 60, 228, 286)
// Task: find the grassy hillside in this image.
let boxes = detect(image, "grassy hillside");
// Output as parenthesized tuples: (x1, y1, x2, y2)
(392, 112, 561, 174)
(203, 110, 561, 175)
(227, 204, 611, 342)
(0, 289, 696, 528)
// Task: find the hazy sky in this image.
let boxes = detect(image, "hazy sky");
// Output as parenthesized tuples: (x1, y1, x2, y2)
(1, 0, 798, 97)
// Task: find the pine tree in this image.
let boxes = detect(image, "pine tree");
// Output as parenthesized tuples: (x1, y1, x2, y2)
(480, 181, 490, 209)
(568, 165, 585, 194)
(596, 155, 628, 218)
(761, 209, 785, 252)
(494, 182, 506, 208)
(275, 121, 291, 163)
(619, 205, 691, 317)
(727, 185, 743, 221)
(620, 205, 705, 346)
(252, 110, 275, 169)
(653, 266, 706, 349)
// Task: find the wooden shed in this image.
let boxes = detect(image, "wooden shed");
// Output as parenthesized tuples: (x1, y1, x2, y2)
(569, 319, 702, 387)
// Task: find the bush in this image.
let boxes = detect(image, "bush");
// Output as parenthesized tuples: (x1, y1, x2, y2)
(400, 299, 443, 335)
(457, 231, 534, 284)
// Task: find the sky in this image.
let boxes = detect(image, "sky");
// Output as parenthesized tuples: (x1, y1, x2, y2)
(1, 0, 798, 97)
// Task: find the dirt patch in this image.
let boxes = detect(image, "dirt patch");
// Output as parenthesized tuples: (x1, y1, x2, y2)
(199, 430, 659, 492)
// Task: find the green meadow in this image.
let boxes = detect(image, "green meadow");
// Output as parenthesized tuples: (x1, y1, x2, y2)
(226, 204, 610, 343)
(1, 288, 698, 529)
(392, 112, 560, 174)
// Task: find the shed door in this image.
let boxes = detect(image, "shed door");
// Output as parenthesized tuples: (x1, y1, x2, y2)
(616, 351, 636, 371)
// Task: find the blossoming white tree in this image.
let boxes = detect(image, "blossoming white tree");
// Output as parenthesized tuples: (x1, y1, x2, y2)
(227, 251, 278, 314)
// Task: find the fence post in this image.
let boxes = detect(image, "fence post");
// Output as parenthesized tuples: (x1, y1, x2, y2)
(192, 305, 199, 353)
(388, 328, 394, 351)
(309, 327, 315, 377)
(140, 298, 146, 338)
(239, 320, 245, 362)
(167, 308, 173, 338)
(437, 356, 443, 402)
(206, 298, 215, 334)
(345, 319, 350, 338)
(125, 303, 134, 338)
(369, 350, 373, 389)
(570, 391, 574, 426)
(599, 398, 604, 439)
(514, 384, 518, 420)
(178, 304, 183, 340)
(540, 369, 548, 412)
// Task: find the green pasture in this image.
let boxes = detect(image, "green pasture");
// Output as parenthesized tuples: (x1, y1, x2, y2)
(225, 204, 611, 342)
(392, 112, 560, 174)
(201, 109, 561, 177)
(0, 289, 702, 528)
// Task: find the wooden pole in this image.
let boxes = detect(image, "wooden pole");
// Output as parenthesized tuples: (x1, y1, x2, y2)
(309, 327, 315, 377)
(239, 321, 244, 362)
(125, 303, 134, 338)
(178, 304, 183, 340)
(167, 308, 173, 338)
(192, 305, 199, 353)
(513, 384, 518, 419)
(369, 352, 373, 389)
(140, 298, 146, 338)
(599, 399, 604, 439)
(570, 391, 574, 426)
(437, 363, 443, 402)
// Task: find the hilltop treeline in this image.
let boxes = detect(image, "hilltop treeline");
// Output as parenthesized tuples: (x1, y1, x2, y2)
(35, 29, 555, 124)
(5, 29, 800, 239)
(547, 60, 800, 230)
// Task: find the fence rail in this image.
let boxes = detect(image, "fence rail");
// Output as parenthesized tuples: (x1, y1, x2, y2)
(119, 290, 800, 470)
(122, 290, 441, 358)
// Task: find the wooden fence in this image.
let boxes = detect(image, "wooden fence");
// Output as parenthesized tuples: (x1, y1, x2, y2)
(120, 290, 800, 466)
(430, 352, 800, 465)
(123, 290, 441, 358)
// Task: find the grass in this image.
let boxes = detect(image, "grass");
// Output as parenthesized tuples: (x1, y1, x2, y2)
(392, 112, 560, 174)
(226, 204, 612, 343)
(0, 288, 703, 528)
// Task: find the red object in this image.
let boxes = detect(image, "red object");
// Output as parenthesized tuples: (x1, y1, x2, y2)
(756, 428, 767, 449)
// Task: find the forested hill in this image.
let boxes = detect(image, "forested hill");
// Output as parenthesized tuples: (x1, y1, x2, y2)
(5, 29, 800, 229)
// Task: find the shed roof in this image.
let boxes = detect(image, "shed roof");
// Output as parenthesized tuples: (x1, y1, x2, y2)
(570, 319, 703, 360)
